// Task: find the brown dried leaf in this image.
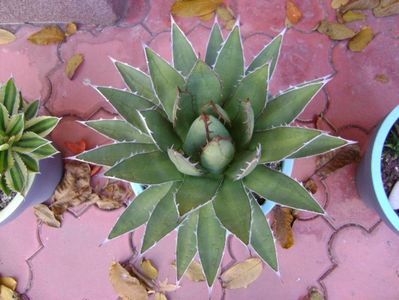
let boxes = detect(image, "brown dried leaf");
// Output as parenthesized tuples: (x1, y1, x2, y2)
(66, 22, 78, 36)
(304, 179, 318, 194)
(0, 29, 16, 45)
(316, 144, 360, 178)
(96, 181, 132, 210)
(0, 285, 20, 300)
(373, 0, 399, 17)
(216, 4, 236, 29)
(109, 262, 148, 300)
(331, 0, 350, 9)
(340, 0, 379, 12)
(374, 74, 390, 83)
(286, 0, 303, 25)
(273, 206, 295, 249)
(158, 279, 179, 293)
(317, 20, 356, 40)
(220, 258, 263, 289)
(65, 53, 84, 80)
(171, 260, 206, 282)
(171, 0, 224, 17)
(348, 26, 374, 52)
(155, 293, 168, 300)
(28, 26, 65, 45)
(342, 10, 367, 22)
(33, 204, 61, 228)
(0, 278, 17, 291)
(140, 259, 159, 280)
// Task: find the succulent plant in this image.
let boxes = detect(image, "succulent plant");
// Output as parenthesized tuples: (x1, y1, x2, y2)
(0, 79, 59, 195)
(76, 21, 351, 286)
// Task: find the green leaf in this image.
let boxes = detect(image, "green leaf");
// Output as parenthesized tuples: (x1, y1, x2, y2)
(6, 113, 24, 138)
(230, 99, 255, 148)
(114, 60, 159, 104)
(84, 119, 152, 143)
(0, 103, 9, 132)
(200, 101, 231, 125)
(243, 166, 324, 213)
(108, 182, 174, 239)
(175, 176, 221, 216)
(18, 153, 39, 173)
(0, 150, 12, 173)
(25, 116, 59, 137)
(141, 182, 181, 252)
(200, 137, 235, 174)
(214, 26, 244, 101)
(167, 148, 203, 176)
(249, 195, 278, 271)
(3, 79, 20, 115)
(176, 211, 199, 280)
(186, 60, 222, 113)
(173, 90, 196, 140)
(0, 144, 9, 151)
(255, 79, 327, 130)
(246, 29, 285, 77)
(30, 143, 58, 159)
(289, 134, 351, 158)
(96, 87, 154, 131)
(105, 150, 183, 184)
(76, 142, 158, 167)
(139, 109, 181, 151)
(24, 100, 40, 120)
(205, 23, 223, 67)
(225, 147, 261, 180)
(12, 131, 50, 153)
(0, 175, 12, 195)
(213, 179, 251, 244)
(226, 63, 269, 118)
(250, 127, 321, 163)
(5, 153, 27, 193)
(172, 21, 197, 76)
(145, 47, 185, 121)
(198, 203, 226, 287)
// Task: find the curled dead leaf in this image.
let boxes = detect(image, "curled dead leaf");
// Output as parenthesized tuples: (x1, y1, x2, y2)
(33, 204, 62, 228)
(140, 259, 159, 280)
(172, 260, 206, 282)
(286, 0, 303, 25)
(373, 0, 399, 17)
(317, 20, 356, 40)
(220, 258, 263, 289)
(331, 0, 350, 9)
(66, 22, 78, 36)
(28, 25, 65, 45)
(374, 74, 390, 83)
(348, 26, 374, 52)
(342, 10, 367, 22)
(0, 29, 16, 45)
(96, 181, 132, 210)
(303, 287, 325, 300)
(158, 279, 179, 293)
(273, 206, 296, 249)
(0, 285, 21, 300)
(340, 0, 379, 12)
(65, 53, 84, 80)
(109, 262, 148, 300)
(0, 278, 17, 291)
(171, 0, 224, 17)
(216, 4, 236, 30)
(304, 178, 318, 194)
(155, 293, 168, 300)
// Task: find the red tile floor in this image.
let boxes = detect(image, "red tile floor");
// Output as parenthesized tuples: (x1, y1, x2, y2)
(0, 0, 399, 299)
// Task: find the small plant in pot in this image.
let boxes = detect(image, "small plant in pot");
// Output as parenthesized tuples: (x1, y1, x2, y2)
(0, 79, 62, 226)
(76, 21, 351, 286)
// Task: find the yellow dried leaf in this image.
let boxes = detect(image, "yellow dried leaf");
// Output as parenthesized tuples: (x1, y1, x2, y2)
(33, 204, 61, 228)
(331, 0, 349, 9)
(28, 25, 65, 45)
(316, 144, 361, 178)
(140, 259, 159, 280)
(0, 29, 16, 45)
(286, 0, 303, 25)
(348, 26, 374, 52)
(0, 285, 20, 300)
(65, 53, 84, 80)
(0, 278, 17, 291)
(373, 0, 399, 17)
(317, 20, 356, 40)
(155, 293, 168, 300)
(216, 4, 236, 29)
(220, 258, 263, 289)
(341, 0, 379, 12)
(171, 0, 224, 17)
(342, 10, 367, 22)
(173, 260, 206, 282)
(109, 262, 148, 300)
(273, 206, 295, 249)
(374, 74, 390, 83)
(66, 22, 78, 36)
(199, 12, 215, 21)
(304, 178, 318, 194)
(159, 279, 179, 293)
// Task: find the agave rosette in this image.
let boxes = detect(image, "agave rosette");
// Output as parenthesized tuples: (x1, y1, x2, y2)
(76, 20, 351, 286)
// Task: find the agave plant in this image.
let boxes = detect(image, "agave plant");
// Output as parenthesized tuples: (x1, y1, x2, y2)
(0, 79, 59, 195)
(76, 20, 351, 286)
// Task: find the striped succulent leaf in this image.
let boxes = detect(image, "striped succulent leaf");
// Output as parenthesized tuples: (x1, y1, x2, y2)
(78, 21, 352, 286)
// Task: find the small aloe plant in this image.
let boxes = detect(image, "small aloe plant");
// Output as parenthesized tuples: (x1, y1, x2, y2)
(0, 79, 59, 195)
(76, 20, 351, 286)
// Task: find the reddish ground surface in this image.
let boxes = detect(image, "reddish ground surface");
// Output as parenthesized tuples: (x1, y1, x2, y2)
(0, 0, 399, 299)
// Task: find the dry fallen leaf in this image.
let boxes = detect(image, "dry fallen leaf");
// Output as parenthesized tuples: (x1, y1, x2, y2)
(158, 279, 179, 293)
(317, 20, 356, 40)
(303, 287, 325, 300)
(109, 262, 148, 300)
(316, 144, 361, 178)
(171, 0, 224, 17)
(342, 10, 367, 22)
(141, 259, 159, 280)
(273, 206, 296, 249)
(66, 22, 78, 36)
(0, 285, 20, 300)
(340, 0, 379, 12)
(33, 204, 61, 228)
(331, 0, 350, 9)
(155, 293, 168, 300)
(374, 73, 390, 83)
(373, 0, 399, 17)
(199, 12, 215, 21)
(304, 178, 318, 194)
(286, 0, 303, 25)
(0, 29, 16, 45)
(28, 25, 65, 45)
(220, 258, 263, 289)
(216, 4, 236, 30)
(65, 53, 84, 80)
(0, 278, 17, 291)
(96, 181, 132, 210)
(172, 260, 206, 282)
(348, 26, 374, 52)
